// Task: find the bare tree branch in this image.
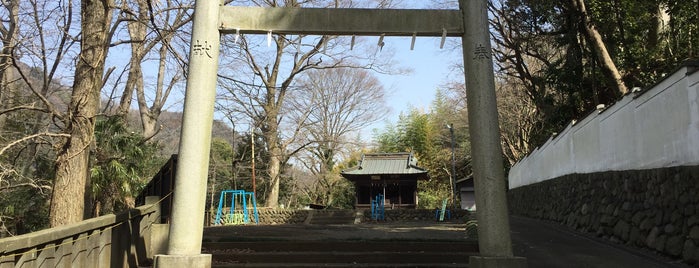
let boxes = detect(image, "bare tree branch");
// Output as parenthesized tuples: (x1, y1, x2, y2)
(0, 132, 70, 156)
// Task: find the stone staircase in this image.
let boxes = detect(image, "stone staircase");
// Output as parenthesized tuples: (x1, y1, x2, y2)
(202, 209, 476, 267)
(203, 240, 478, 267)
(303, 209, 357, 225)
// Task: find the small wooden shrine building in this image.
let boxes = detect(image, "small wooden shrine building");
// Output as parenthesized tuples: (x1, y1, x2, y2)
(341, 153, 429, 209)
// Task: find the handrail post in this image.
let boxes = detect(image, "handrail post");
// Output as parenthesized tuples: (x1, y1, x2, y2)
(143, 196, 162, 261)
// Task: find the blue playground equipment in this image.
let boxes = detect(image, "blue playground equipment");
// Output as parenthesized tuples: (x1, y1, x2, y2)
(435, 198, 451, 221)
(371, 193, 385, 221)
(214, 190, 259, 225)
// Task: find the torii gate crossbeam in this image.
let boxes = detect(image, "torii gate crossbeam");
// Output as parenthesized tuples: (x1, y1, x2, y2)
(219, 7, 464, 36)
(154, 1, 526, 267)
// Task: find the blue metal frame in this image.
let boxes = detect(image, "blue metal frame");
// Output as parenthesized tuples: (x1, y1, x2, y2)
(371, 193, 385, 220)
(214, 190, 259, 225)
(435, 209, 451, 221)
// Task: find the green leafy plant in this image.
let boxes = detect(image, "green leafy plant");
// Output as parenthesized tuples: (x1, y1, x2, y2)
(90, 116, 164, 215)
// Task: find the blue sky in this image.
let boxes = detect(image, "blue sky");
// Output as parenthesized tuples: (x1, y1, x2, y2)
(102, 3, 466, 143)
(366, 36, 462, 138)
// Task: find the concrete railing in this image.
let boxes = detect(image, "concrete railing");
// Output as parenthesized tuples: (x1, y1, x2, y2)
(136, 154, 177, 223)
(509, 62, 699, 189)
(0, 196, 168, 268)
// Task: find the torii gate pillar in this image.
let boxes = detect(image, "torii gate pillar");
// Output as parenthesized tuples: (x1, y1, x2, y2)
(154, 0, 219, 266)
(460, 0, 526, 267)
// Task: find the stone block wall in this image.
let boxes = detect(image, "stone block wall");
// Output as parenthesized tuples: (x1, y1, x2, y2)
(361, 209, 471, 222)
(207, 208, 309, 225)
(209, 208, 472, 225)
(508, 165, 699, 265)
(257, 208, 309, 224)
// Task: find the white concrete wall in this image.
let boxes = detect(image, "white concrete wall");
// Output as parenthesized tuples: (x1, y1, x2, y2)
(509, 64, 699, 189)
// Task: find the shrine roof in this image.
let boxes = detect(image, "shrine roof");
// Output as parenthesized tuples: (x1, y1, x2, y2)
(340, 153, 428, 180)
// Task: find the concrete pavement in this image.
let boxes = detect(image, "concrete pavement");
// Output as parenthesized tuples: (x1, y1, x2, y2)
(510, 215, 689, 267)
(201, 214, 693, 267)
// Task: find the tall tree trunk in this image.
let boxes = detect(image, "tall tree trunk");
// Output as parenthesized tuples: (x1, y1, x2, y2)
(117, 0, 147, 117)
(50, 0, 112, 227)
(137, 40, 171, 139)
(571, 0, 628, 95)
(0, 0, 19, 129)
(266, 146, 282, 207)
(264, 108, 282, 208)
(120, 0, 187, 138)
(647, 2, 671, 54)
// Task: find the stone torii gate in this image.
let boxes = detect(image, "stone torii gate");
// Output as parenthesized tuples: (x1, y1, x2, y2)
(154, 1, 527, 267)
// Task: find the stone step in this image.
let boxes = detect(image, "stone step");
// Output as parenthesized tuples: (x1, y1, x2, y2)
(204, 241, 478, 252)
(204, 241, 476, 267)
(305, 210, 356, 225)
(308, 218, 354, 224)
(212, 263, 468, 267)
(211, 252, 474, 266)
